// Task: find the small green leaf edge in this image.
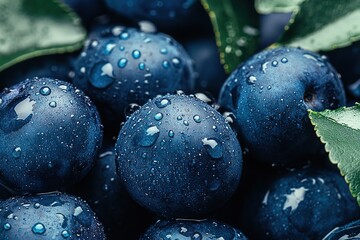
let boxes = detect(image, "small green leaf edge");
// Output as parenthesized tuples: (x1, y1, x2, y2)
(0, 0, 86, 72)
(309, 104, 360, 205)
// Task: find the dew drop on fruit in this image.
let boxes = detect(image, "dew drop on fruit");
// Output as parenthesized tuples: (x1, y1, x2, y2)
(177, 115, 183, 121)
(0, 98, 3, 105)
(162, 60, 170, 69)
(14, 97, 36, 120)
(172, 57, 181, 68)
(132, 50, 141, 59)
(124, 103, 141, 117)
(90, 62, 115, 88)
(160, 48, 168, 54)
(202, 138, 224, 159)
(209, 179, 221, 191)
(138, 63, 145, 70)
(193, 115, 201, 123)
(119, 46, 125, 51)
(104, 43, 116, 55)
(281, 57, 288, 63)
(194, 92, 215, 105)
(61, 230, 70, 238)
(247, 76, 257, 84)
(118, 58, 128, 68)
(3, 223, 11, 230)
(120, 32, 130, 40)
(49, 101, 57, 108)
(192, 232, 202, 240)
(39, 86, 51, 96)
(34, 203, 40, 209)
(155, 98, 171, 108)
(168, 130, 174, 137)
(272, 60, 278, 67)
(154, 113, 163, 121)
(136, 125, 160, 147)
(32, 223, 46, 234)
(12, 146, 21, 159)
(183, 120, 189, 126)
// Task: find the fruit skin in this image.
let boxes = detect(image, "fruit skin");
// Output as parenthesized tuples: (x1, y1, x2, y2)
(0, 192, 105, 240)
(71, 144, 154, 239)
(140, 219, 247, 240)
(73, 26, 195, 125)
(219, 46, 346, 166)
(116, 94, 242, 218)
(0, 77, 103, 193)
(239, 167, 360, 240)
(323, 219, 360, 240)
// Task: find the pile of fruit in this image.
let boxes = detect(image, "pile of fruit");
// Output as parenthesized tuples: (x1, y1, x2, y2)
(0, 0, 360, 239)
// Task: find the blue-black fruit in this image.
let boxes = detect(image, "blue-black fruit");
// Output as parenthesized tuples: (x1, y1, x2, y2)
(116, 94, 243, 218)
(0, 77, 103, 193)
(0, 192, 105, 239)
(323, 219, 360, 240)
(239, 167, 360, 239)
(73, 26, 195, 124)
(140, 219, 247, 240)
(72, 144, 154, 239)
(219, 46, 346, 166)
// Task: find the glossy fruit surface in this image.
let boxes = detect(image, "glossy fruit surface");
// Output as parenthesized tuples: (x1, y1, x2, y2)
(116, 94, 242, 218)
(141, 219, 248, 240)
(0, 77, 103, 193)
(0, 193, 105, 239)
(219, 46, 346, 166)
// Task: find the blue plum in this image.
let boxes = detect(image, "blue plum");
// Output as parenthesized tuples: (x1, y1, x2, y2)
(0, 77, 103, 193)
(219, 47, 346, 166)
(115, 94, 242, 218)
(141, 219, 247, 240)
(73, 26, 195, 125)
(239, 167, 360, 239)
(323, 219, 360, 240)
(0, 193, 105, 239)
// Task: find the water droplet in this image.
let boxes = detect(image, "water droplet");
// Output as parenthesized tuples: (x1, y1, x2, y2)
(104, 43, 116, 55)
(90, 62, 115, 88)
(212, 125, 218, 132)
(162, 60, 170, 69)
(14, 97, 36, 120)
(49, 101, 57, 108)
(194, 92, 215, 105)
(118, 58, 128, 68)
(154, 113, 163, 121)
(267, 86, 272, 90)
(124, 103, 141, 117)
(61, 230, 70, 238)
(177, 116, 183, 121)
(3, 223, 11, 230)
(281, 57, 288, 63)
(32, 223, 46, 234)
(73, 206, 83, 216)
(160, 48, 168, 54)
(119, 46, 125, 51)
(132, 50, 141, 59)
(136, 125, 160, 147)
(39, 86, 51, 96)
(120, 32, 129, 40)
(193, 115, 201, 123)
(34, 203, 40, 209)
(209, 179, 221, 191)
(202, 138, 224, 159)
(12, 147, 21, 158)
(183, 120, 189, 126)
(168, 130, 174, 137)
(172, 57, 181, 68)
(138, 63, 145, 70)
(155, 98, 171, 108)
(247, 76, 257, 84)
(192, 232, 202, 240)
(272, 60, 278, 67)
(0, 98, 3, 105)
(142, 152, 147, 159)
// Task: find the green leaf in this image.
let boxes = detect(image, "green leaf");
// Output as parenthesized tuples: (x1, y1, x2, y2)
(276, 0, 360, 51)
(255, 0, 304, 14)
(0, 0, 86, 72)
(200, 0, 259, 74)
(309, 104, 360, 205)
